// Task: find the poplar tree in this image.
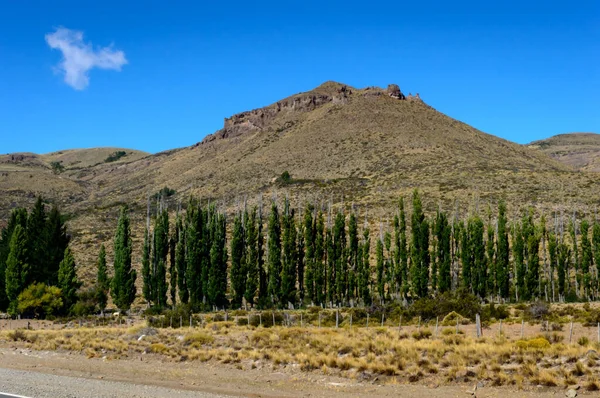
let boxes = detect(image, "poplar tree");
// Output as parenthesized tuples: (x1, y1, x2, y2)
(230, 212, 246, 308)
(325, 224, 335, 304)
(524, 228, 541, 300)
(186, 201, 202, 308)
(267, 201, 282, 306)
(25, 196, 47, 286)
(593, 221, 600, 296)
(5, 224, 28, 314)
(359, 226, 371, 305)
(303, 205, 315, 303)
(410, 190, 429, 298)
(486, 213, 496, 295)
(557, 241, 570, 297)
(0, 208, 28, 311)
(461, 220, 472, 291)
(169, 215, 179, 307)
(333, 211, 346, 304)
(471, 215, 486, 298)
(548, 231, 558, 300)
(208, 211, 228, 308)
(496, 201, 510, 298)
(110, 207, 137, 312)
(398, 198, 408, 296)
(244, 208, 259, 306)
(376, 233, 384, 301)
(580, 219, 592, 297)
(569, 218, 579, 296)
(58, 247, 80, 313)
(512, 220, 525, 300)
(141, 226, 152, 305)
(297, 218, 305, 303)
(435, 211, 451, 293)
(175, 218, 188, 304)
(314, 211, 326, 304)
(257, 206, 267, 305)
(281, 201, 297, 305)
(44, 205, 70, 286)
(96, 244, 109, 314)
(348, 212, 359, 302)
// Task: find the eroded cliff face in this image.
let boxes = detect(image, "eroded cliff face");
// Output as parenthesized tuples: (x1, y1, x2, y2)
(200, 82, 415, 144)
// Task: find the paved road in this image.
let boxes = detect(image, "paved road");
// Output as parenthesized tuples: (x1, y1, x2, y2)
(0, 368, 233, 398)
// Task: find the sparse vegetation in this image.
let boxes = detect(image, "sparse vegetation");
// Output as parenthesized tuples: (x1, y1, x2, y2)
(104, 150, 127, 163)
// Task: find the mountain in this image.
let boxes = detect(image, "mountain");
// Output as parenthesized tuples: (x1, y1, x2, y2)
(1, 82, 598, 281)
(528, 133, 600, 172)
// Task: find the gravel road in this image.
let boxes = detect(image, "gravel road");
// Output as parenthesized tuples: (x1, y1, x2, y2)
(0, 368, 233, 398)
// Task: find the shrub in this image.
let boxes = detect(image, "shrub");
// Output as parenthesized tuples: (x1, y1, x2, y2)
(17, 283, 63, 318)
(409, 289, 480, 321)
(412, 329, 432, 340)
(515, 337, 550, 350)
(184, 331, 214, 346)
(71, 287, 99, 316)
(50, 161, 64, 174)
(105, 151, 127, 163)
(578, 336, 590, 347)
(526, 302, 550, 320)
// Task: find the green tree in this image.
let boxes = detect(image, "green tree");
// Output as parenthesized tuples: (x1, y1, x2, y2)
(314, 211, 326, 305)
(359, 226, 371, 305)
(410, 190, 430, 298)
(524, 229, 541, 300)
(110, 207, 137, 312)
(5, 224, 28, 315)
(333, 211, 346, 304)
(580, 219, 593, 297)
(25, 196, 47, 286)
(0, 208, 28, 312)
(175, 216, 188, 304)
(208, 211, 228, 308)
(496, 201, 510, 299)
(376, 234, 384, 301)
(557, 242, 570, 298)
(257, 206, 267, 305)
(58, 247, 81, 312)
(548, 231, 558, 300)
(347, 212, 359, 302)
(141, 226, 152, 305)
(44, 205, 70, 286)
(267, 201, 282, 306)
(303, 205, 316, 303)
(96, 244, 109, 314)
(435, 211, 452, 293)
(398, 198, 409, 296)
(593, 221, 600, 297)
(281, 201, 297, 305)
(230, 212, 246, 308)
(185, 201, 202, 308)
(244, 208, 259, 306)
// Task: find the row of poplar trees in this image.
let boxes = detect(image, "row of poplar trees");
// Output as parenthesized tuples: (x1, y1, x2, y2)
(136, 190, 600, 311)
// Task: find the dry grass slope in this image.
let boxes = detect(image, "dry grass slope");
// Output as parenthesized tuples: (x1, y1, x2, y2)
(529, 132, 600, 172)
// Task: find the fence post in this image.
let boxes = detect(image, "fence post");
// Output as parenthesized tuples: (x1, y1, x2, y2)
(499, 319, 502, 336)
(381, 313, 385, 327)
(318, 312, 321, 328)
(300, 312, 303, 328)
(366, 313, 369, 329)
(476, 314, 481, 338)
(259, 313, 262, 327)
(435, 317, 439, 338)
(272, 312, 276, 327)
(521, 319, 524, 339)
(336, 309, 339, 329)
(349, 313, 352, 329)
(190, 315, 193, 328)
(569, 321, 573, 344)
(398, 315, 402, 333)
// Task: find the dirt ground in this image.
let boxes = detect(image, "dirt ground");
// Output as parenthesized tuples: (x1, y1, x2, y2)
(0, 346, 586, 397)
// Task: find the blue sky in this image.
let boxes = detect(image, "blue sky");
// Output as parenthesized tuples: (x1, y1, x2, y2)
(1, 1, 598, 154)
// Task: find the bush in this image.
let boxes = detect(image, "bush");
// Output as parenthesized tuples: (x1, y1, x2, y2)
(105, 151, 127, 163)
(50, 161, 64, 174)
(526, 302, 550, 320)
(71, 287, 99, 317)
(184, 331, 214, 346)
(153, 187, 176, 200)
(17, 283, 63, 318)
(515, 337, 551, 350)
(578, 336, 590, 347)
(482, 302, 510, 321)
(412, 329, 432, 340)
(410, 289, 481, 322)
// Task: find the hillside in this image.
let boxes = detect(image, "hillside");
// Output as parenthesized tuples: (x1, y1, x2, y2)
(1, 82, 599, 283)
(528, 133, 600, 172)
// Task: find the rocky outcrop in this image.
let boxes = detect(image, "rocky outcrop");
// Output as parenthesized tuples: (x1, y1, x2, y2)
(199, 82, 417, 145)
(201, 84, 353, 144)
(386, 84, 406, 100)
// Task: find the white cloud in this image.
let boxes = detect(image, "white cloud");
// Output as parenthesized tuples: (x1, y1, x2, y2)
(45, 27, 127, 90)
